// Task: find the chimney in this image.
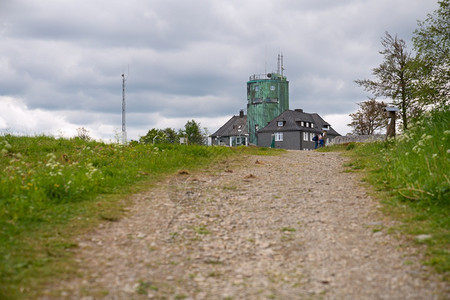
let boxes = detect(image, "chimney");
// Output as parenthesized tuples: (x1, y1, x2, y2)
(295, 109, 303, 113)
(239, 109, 244, 118)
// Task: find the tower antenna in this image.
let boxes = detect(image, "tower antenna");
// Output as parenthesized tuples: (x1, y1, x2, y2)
(281, 52, 284, 76)
(277, 53, 281, 74)
(121, 73, 127, 144)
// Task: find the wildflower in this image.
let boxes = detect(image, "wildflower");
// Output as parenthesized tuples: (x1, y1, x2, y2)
(432, 153, 438, 159)
(445, 130, 450, 135)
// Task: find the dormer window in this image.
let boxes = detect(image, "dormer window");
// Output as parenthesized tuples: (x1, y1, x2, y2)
(277, 121, 284, 127)
(306, 122, 309, 128)
(301, 121, 304, 127)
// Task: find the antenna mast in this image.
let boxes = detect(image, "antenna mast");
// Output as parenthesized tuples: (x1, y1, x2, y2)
(277, 54, 281, 74)
(281, 52, 284, 76)
(121, 73, 127, 144)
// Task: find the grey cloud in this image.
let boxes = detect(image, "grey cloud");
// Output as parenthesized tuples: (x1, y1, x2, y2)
(0, 0, 439, 139)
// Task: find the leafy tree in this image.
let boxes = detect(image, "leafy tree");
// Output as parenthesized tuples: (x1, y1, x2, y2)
(184, 120, 203, 145)
(161, 128, 178, 144)
(348, 99, 388, 135)
(355, 32, 416, 130)
(139, 128, 160, 144)
(412, 0, 450, 107)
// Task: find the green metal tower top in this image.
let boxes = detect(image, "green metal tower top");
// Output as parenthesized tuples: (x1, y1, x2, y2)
(247, 71, 289, 144)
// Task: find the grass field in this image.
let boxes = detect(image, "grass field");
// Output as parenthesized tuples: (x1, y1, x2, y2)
(0, 135, 281, 299)
(322, 108, 449, 279)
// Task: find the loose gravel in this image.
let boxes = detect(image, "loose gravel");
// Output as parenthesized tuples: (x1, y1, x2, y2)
(41, 150, 448, 299)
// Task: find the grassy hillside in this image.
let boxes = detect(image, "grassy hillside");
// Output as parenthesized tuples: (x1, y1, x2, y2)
(0, 136, 279, 299)
(328, 108, 449, 279)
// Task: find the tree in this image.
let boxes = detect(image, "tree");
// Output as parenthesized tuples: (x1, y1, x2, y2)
(355, 32, 416, 130)
(139, 128, 160, 144)
(412, 0, 450, 107)
(161, 128, 178, 144)
(184, 120, 203, 145)
(348, 99, 387, 135)
(139, 128, 175, 144)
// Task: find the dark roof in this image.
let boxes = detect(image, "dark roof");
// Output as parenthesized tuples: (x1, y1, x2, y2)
(258, 109, 340, 136)
(210, 114, 248, 137)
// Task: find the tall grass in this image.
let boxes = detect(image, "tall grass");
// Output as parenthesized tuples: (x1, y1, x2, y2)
(363, 109, 449, 206)
(0, 136, 236, 298)
(347, 108, 449, 277)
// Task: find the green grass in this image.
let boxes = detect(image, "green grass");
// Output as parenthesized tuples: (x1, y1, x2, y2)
(334, 108, 449, 279)
(0, 135, 281, 299)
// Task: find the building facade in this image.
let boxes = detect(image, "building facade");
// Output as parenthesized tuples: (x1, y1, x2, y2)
(257, 109, 340, 150)
(210, 110, 248, 146)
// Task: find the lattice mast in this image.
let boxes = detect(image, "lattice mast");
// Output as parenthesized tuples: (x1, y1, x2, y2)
(121, 73, 127, 144)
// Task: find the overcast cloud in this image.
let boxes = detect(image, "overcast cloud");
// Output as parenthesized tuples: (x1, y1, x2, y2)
(0, 0, 439, 141)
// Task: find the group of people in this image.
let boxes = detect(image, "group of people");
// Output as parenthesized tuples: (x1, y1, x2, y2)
(312, 132, 327, 149)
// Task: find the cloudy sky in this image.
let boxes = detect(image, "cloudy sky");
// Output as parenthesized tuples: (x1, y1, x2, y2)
(0, 0, 439, 141)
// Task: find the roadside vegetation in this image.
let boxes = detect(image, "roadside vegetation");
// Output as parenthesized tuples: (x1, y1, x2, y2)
(324, 108, 449, 279)
(0, 135, 280, 299)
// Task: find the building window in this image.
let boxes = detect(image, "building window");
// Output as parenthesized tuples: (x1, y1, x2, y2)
(277, 121, 284, 127)
(255, 125, 259, 132)
(306, 122, 309, 128)
(310, 123, 314, 128)
(275, 132, 283, 141)
(254, 85, 259, 91)
(252, 98, 263, 104)
(270, 85, 275, 91)
(301, 121, 304, 127)
(310, 133, 314, 141)
(303, 132, 308, 141)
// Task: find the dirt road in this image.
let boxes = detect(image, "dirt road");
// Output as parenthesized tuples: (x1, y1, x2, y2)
(42, 151, 447, 299)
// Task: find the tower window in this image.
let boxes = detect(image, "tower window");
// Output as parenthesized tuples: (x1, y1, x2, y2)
(270, 85, 275, 91)
(277, 121, 284, 127)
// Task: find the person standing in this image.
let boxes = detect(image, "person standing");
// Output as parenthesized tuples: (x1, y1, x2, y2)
(319, 134, 324, 148)
(313, 134, 319, 149)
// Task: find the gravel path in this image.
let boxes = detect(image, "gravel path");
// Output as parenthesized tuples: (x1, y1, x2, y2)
(42, 150, 447, 299)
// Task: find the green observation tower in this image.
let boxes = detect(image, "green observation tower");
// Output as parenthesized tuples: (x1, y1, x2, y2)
(247, 55, 289, 144)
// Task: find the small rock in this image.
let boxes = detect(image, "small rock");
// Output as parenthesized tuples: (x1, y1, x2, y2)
(415, 234, 432, 241)
(367, 221, 383, 226)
